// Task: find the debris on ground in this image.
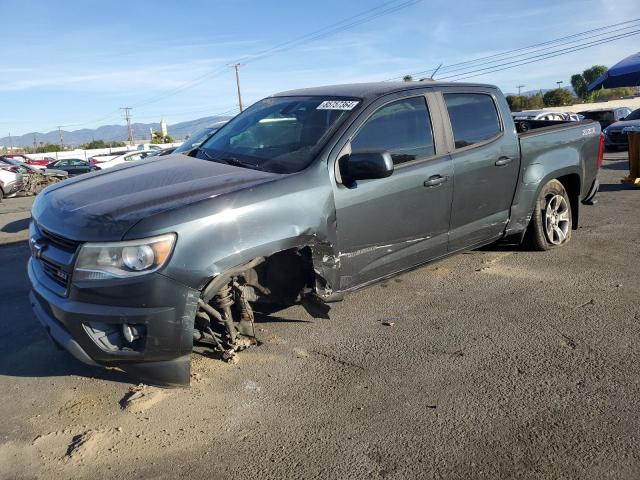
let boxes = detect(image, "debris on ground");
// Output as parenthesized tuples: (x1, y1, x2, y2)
(574, 299, 595, 309)
(293, 347, 309, 358)
(120, 385, 169, 413)
(64, 430, 105, 463)
(382, 317, 398, 326)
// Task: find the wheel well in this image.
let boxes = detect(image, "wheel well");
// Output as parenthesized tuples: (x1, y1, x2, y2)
(246, 247, 316, 305)
(557, 173, 580, 229)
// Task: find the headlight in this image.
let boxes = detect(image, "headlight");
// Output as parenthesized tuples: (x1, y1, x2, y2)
(73, 233, 176, 281)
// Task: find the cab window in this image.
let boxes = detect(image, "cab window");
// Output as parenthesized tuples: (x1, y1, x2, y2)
(444, 93, 502, 149)
(351, 96, 435, 165)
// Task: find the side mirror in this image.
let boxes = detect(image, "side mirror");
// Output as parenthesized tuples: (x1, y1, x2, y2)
(339, 150, 393, 186)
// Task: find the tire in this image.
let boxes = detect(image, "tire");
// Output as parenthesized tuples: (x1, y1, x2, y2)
(524, 179, 572, 251)
(0, 188, 4, 203)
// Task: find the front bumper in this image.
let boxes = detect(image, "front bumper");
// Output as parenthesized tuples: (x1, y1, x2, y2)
(28, 255, 200, 387)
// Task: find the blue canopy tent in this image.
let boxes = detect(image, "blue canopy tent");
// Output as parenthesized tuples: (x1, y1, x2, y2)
(588, 51, 640, 91)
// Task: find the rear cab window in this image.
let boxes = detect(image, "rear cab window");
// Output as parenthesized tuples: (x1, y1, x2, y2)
(443, 93, 502, 149)
(351, 96, 435, 165)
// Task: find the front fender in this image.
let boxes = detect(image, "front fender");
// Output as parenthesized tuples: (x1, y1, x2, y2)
(125, 161, 340, 293)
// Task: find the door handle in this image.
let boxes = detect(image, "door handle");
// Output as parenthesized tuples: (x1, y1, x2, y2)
(424, 175, 449, 187)
(495, 156, 513, 166)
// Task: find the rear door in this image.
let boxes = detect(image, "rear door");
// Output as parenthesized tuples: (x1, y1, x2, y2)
(439, 89, 520, 251)
(68, 159, 88, 175)
(330, 90, 453, 290)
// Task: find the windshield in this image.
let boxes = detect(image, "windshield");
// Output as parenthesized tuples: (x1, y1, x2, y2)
(625, 108, 640, 121)
(174, 127, 216, 154)
(197, 96, 359, 174)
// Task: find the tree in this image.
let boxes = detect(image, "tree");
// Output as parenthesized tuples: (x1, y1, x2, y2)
(571, 65, 608, 101)
(543, 88, 575, 107)
(151, 132, 174, 144)
(528, 91, 544, 109)
(505, 91, 545, 112)
(402, 75, 413, 82)
(80, 140, 127, 149)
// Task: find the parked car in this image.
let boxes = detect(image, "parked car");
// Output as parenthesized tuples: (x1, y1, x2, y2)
(45, 158, 101, 176)
(97, 150, 152, 169)
(88, 151, 129, 165)
(28, 81, 602, 386)
(578, 107, 632, 130)
(173, 120, 228, 155)
(602, 107, 640, 150)
(0, 164, 24, 201)
(0, 157, 68, 195)
(25, 158, 50, 169)
(512, 110, 567, 121)
(146, 147, 176, 157)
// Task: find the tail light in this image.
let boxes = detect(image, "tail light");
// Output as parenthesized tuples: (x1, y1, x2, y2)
(597, 133, 605, 169)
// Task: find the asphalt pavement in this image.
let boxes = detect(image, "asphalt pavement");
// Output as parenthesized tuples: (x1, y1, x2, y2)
(1, 152, 639, 479)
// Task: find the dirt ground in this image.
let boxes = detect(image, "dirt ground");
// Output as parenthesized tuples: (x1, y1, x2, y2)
(1, 152, 639, 479)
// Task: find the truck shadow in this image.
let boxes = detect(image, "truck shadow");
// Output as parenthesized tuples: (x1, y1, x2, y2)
(602, 160, 630, 171)
(0, 240, 135, 386)
(1, 218, 30, 233)
(599, 183, 638, 192)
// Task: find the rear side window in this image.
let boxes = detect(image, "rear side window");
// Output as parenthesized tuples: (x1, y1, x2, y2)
(444, 93, 502, 149)
(351, 96, 435, 165)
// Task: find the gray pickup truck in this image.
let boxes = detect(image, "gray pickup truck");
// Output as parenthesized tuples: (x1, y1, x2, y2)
(28, 82, 602, 386)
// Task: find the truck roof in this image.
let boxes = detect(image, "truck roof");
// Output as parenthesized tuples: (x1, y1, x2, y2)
(273, 81, 497, 100)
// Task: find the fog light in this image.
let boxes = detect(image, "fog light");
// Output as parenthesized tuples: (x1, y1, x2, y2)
(122, 323, 142, 343)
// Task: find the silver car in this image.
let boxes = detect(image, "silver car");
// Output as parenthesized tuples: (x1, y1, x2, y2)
(0, 163, 25, 201)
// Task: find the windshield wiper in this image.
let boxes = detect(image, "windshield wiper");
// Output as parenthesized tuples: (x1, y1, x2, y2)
(218, 156, 265, 171)
(197, 148, 265, 171)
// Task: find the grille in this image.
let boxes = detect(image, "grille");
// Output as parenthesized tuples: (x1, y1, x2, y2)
(41, 258, 71, 288)
(39, 227, 80, 251)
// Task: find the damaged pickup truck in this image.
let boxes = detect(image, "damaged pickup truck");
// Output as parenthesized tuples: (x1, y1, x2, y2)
(28, 82, 602, 386)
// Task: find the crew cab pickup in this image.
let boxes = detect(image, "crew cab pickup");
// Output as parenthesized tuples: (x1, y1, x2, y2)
(28, 82, 602, 386)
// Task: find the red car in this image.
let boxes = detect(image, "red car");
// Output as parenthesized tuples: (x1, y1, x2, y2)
(4, 154, 50, 168)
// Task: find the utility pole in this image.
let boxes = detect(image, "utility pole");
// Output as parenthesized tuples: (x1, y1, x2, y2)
(517, 85, 525, 96)
(121, 107, 133, 145)
(556, 80, 563, 89)
(33, 134, 37, 152)
(57, 127, 64, 150)
(8, 132, 12, 152)
(230, 64, 244, 112)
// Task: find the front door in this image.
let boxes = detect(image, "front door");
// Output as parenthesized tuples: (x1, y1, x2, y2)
(441, 91, 520, 251)
(331, 92, 453, 290)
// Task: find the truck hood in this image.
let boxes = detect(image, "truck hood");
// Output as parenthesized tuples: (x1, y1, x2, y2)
(606, 119, 640, 132)
(32, 155, 282, 241)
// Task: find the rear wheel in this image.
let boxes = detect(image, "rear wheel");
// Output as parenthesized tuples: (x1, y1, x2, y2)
(524, 179, 572, 251)
(0, 188, 4, 202)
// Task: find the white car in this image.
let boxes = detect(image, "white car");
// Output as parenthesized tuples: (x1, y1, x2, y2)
(98, 151, 153, 169)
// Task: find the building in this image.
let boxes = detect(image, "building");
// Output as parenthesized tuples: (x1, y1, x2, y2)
(160, 119, 168, 137)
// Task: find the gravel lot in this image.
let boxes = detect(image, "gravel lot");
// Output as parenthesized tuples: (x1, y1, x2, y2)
(1, 152, 639, 480)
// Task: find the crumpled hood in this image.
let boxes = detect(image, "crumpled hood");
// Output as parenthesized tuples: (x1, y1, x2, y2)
(606, 119, 640, 132)
(32, 154, 282, 241)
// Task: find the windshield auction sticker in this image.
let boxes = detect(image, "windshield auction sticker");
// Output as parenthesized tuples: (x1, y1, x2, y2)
(316, 100, 359, 110)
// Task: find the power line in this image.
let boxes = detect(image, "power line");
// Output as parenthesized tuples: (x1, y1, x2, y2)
(128, 0, 424, 109)
(390, 17, 640, 81)
(437, 29, 640, 81)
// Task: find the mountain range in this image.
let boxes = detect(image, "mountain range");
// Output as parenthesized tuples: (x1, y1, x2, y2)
(0, 116, 232, 148)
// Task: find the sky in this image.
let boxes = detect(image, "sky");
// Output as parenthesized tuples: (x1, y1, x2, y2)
(1, 0, 638, 136)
